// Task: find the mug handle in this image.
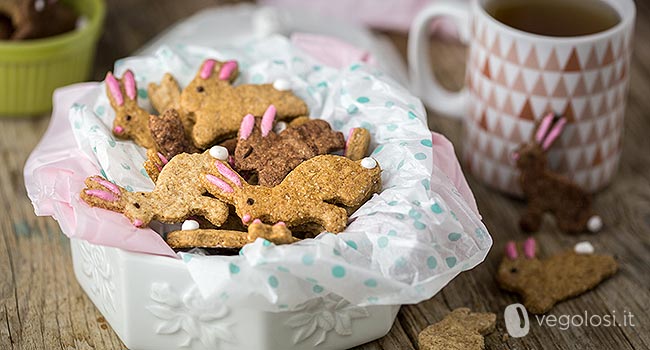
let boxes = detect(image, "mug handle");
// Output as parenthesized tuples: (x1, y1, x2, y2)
(408, 2, 470, 119)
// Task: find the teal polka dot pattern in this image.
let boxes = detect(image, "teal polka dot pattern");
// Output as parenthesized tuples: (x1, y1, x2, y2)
(140, 169, 149, 178)
(346, 240, 358, 250)
(414, 221, 426, 230)
(277, 266, 289, 273)
(414, 152, 427, 160)
(385, 101, 395, 108)
(95, 105, 105, 116)
(377, 236, 389, 248)
(368, 296, 379, 303)
(356, 96, 370, 103)
(409, 209, 422, 219)
(446, 257, 457, 268)
(420, 139, 433, 147)
(229, 263, 240, 274)
(421, 179, 430, 190)
(394, 257, 407, 268)
(388, 201, 398, 206)
(313, 285, 324, 293)
(268, 276, 279, 288)
(408, 111, 417, 119)
(137, 88, 147, 99)
(364, 279, 377, 287)
(347, 104, 359, 114)
(182, 254, 192, 263)
(332, 265, 346, 278)
(427, 256, 437, 269)
(302, 254, 315, 266)
(448, 232, 462, 241)
(387, 124, 398, 131)
(372, 144, 384, 154)
(397, 159, 405, 170)
(262, 239, 271, 247)
(251, 73, 264, 84)
(387, 230, 397, 236)
(350, 63, 362, 71)
(108, 139, 116, 147)
(431, 203, 443, 214)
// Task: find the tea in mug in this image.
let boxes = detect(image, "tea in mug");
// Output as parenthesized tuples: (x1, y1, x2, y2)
(486, 0, 620, 37)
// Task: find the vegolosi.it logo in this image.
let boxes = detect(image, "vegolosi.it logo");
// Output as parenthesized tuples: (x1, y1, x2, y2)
(504, 303, 530, 337)
(504, 303, 636, 337)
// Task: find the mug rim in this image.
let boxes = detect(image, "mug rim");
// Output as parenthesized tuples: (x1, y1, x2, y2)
(475, 0, 636, 42)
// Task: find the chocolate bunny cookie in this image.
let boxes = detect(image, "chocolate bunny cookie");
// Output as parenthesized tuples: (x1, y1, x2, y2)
(513, 113, 602, 233)
(234, 105, 345, 186)
(497, 238, 618, 314)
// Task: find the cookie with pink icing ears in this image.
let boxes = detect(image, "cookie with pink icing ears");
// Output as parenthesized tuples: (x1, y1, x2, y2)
(497, 238, 618, 314)
(81, 146, 232, 227)
(166, 219, 298, 252)
(181, 59, 309, 148)
(234, 105, 345, 187)
(202, 154, 382, 233)
(513, 113, 603, 234)
(105, 70, 156, 149)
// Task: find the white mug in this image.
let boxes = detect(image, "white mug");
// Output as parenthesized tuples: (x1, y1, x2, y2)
(408, 0, 635, 195)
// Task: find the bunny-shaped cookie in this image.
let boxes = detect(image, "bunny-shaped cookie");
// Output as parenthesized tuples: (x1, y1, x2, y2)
(234, 105, 345, 187)
(105, 70, 156, 149)
(497, 238, 618, 314)
(180, 59, 309, 148)
(202, 154, 382, 233)
(81, 148, 231, 227)
(513, 113, 602, 233)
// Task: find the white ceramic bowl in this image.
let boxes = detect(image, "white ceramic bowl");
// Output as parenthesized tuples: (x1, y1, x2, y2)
(71, 238, 400, 350)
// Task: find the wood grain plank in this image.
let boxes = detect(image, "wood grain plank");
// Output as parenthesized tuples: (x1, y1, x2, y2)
(1, 0, 649, 349)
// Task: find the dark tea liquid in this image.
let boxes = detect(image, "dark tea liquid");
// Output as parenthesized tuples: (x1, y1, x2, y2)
(486, 0, 620, 37)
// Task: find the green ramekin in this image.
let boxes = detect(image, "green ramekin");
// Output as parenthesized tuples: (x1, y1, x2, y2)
(0, 0, 105, 116)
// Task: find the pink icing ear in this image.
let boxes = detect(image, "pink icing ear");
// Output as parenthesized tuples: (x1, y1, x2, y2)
(260, 105, 276, 137)
(505, 241, 518, 260)
(85, 189, 117, 202)
(274, 221, 286, 227)
(542, 117, 567, 150)
(219, 60, 238, 80)
(123, 70, 137, 100)
(240, 114, 255, 140)
(345, 128, 356, 149)
(91, 177, 120, 195)
(157, 152, 169, 165)
(535, 113, 554, 144)
(133, 219, 144, 227)
(205, 174, 234, 193)
(253, 219, 262, 224)
(523, 238, 536, 259)
(215, 161, 242, 187)
(200, 59, 217, 79)
(105, 72, 124, 106)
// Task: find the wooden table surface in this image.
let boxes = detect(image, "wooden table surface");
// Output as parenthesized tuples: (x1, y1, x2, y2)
(2, 0, 649, 349)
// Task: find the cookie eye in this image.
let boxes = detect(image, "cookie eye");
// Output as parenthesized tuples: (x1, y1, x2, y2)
(126, 115, 132, 121)
(246, 198, 255, 205)
(242, 147, 253, 158)
(134, 202, 140, 209)
(510, 267, 518, 273)
(197, 86, 204, 92)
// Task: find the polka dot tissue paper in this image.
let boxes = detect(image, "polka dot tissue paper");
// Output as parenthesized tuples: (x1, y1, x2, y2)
(65, 36, 492, 311)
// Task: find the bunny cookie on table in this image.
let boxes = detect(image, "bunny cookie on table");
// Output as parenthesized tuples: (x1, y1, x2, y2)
(497, 238, 618, 314)
(202, 154, 382, 233)
(234, 105, 346, 187)
(513, 113, 603, 234)
(81, 146, 232, 228)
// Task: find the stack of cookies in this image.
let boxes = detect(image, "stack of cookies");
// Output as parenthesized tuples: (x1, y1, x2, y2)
(81, 59, 381, 254)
